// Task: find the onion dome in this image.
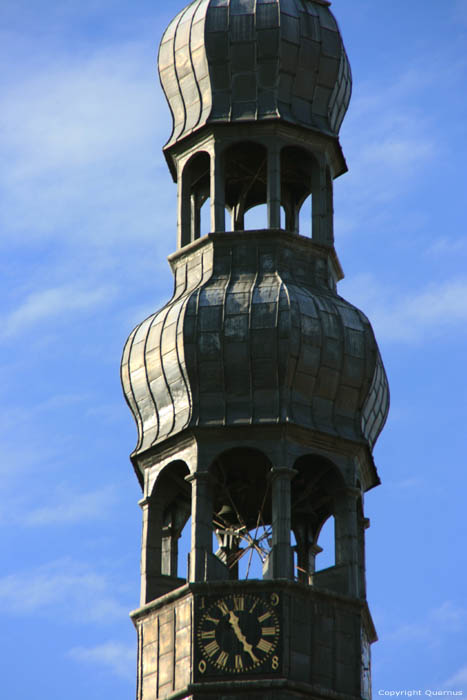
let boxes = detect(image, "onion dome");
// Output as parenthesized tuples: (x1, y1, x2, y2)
(158, 0, 352, 147)
(121, 232, 389, 459)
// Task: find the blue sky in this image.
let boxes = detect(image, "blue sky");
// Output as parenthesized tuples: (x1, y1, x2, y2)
(1, 0, 466, 697)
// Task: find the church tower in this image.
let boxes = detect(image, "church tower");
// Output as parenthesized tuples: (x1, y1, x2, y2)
(121, 1, 389, 698)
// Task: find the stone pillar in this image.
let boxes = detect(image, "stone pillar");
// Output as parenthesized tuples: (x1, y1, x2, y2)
(177, 161, 192, 249)
(210, 144, 225, 233)
(267, 467, 297, 579)
(191, 192, 201, 240)
(161, 523, 179, 577)
(312, 155, 333, 246)
(186, 472, 212, 582)
(295, 523, 323, 584)
(139, 496, 162, 605)
(334, 487, 361, 597)
(267, 143, 281, 229)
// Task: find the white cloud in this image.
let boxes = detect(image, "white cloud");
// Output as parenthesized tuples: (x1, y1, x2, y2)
(341, 274, 467, 343)
(2, 42, 161, 179)
(2, 283, 116, 338)
(23, 485, 118, 526)
(426, 236, 467, 257)
(68, 640, 135, 680)
(0, 38, 176, 249)
(444, 664, 467, 691)
(386, 601, 467, 645)
(0, 558, 128, 623)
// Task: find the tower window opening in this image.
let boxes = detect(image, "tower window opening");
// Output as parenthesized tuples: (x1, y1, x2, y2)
(179, 516, 191, 580)
(315, 516, 335, 571)
(224, 142, 268, 232)
(179, 151, 210, 247)
(244, 203, 268, 231)
(200, 198, 210, 238)
(299, 195, 312, 238)
(211, 448, 272, 581)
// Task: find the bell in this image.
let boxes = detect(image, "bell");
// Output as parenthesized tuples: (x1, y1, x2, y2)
(216, 504, 238, 526)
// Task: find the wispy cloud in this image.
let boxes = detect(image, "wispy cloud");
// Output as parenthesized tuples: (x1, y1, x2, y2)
(22, 485, 118, 526)
(0, 38, 176, 251)
(68, 640, 135, 680)
(342, 274, 467, 343)
(335, 56, 455, 238)
(425, 236, 467, 257)
(2, 283, 116, 339)
(386, 601, 467, 645)
(444, 664, 467, 692)
(0, 558, 128, 623)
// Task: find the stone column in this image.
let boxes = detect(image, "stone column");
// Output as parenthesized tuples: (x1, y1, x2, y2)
(177, 160, 192, 248)
(295, 521, 323, 584)
(139, 496, 162, 605)
(161, 522, 179, 577)
(312, 154, 333, 246)
(268, 467, 297, 579)
(191, 192, 201, 240)
(186, 472, 212, 582)
(267, 143, 281, 229)
(210, 144, 225, 233)
(334, 487, 361, 597)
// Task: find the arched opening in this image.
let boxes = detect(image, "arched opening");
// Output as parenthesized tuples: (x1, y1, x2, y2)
(224, 142, 268, 231)
(244, 203, 268, 231)
(210, 447, 273, 580)
(315, 515, 335, 571)
(199, 198, 210, 238)
(291, 454, 345, 584)
(141, 460, 190, 603)
(178, 515, 191, 581)
(281, 146, 315, 235)
(179, 151, 210, 247)
(298, 194, 312, 238)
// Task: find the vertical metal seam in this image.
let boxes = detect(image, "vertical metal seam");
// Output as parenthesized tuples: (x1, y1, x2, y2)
(173, 263, 194, 434)
(331, 296, 350, 438)
(172, 2, 194, 141)
(125, 324, 149, 453)
(187, 0, 205, 134)
(248, 244, 261, 423)
(220, 242, 233, 426)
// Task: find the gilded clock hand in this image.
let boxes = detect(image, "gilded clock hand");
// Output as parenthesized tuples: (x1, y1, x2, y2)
(227, 610, 259, 663)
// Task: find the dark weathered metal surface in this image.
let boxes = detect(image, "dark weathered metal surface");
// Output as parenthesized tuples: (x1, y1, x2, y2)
(121, 231, 389, 455)
(158, 0, 351, 147)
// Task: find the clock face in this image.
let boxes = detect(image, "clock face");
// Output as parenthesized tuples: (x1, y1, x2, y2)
(195, 592, 281, 677)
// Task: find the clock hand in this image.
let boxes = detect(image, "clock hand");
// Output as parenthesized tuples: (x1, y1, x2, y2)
(227, 610, 259, 663)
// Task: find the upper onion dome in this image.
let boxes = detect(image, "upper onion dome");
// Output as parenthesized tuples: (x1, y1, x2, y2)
(158, 0, 352, 146)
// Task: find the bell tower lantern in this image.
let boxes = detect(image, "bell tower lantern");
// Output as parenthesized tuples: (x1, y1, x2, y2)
(121, 1, 389, 698)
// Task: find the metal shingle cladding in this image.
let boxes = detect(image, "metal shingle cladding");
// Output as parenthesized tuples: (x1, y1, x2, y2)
(158, 0, 352, 146)
(121, 235, 389, 455)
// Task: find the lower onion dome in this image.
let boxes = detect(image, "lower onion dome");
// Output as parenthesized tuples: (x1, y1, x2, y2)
(121, 231, 389, 456)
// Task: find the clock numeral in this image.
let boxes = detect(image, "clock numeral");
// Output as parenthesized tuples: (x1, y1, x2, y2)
(235, 654, 243, 671)
(270, 593, 279, 607)
(198, 660, 207, 674)
(200, 629, 216, 639)
(216, 600, 230, 616)
(217, 650, 228, 668)
(261, 626, 276, 636)
(249, 598, 258, 614)
(204, 615, 219, 625)
(271, 655, 279, 670)
(199, 596, 205, 609)
(258, 611, 271, 623)
(257, 638, 273, 653)
(204, 640, 220, 657)
(233, 595, 244, 611)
